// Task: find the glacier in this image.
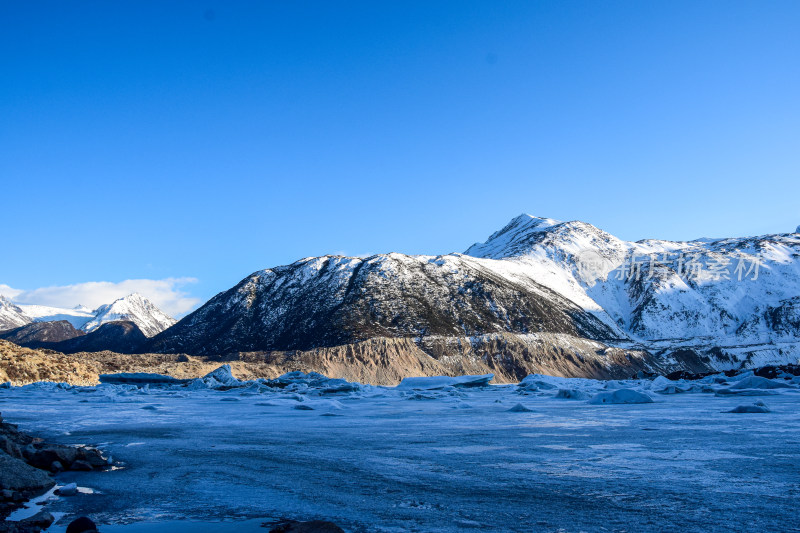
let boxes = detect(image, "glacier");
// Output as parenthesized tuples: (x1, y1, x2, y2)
(1, 367, 799, 531)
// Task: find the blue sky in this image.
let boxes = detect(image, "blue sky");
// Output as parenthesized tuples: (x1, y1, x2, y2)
(2, 1, 799, 315)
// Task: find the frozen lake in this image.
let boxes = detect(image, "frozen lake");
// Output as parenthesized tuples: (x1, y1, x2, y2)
(1, 370, 799, 532)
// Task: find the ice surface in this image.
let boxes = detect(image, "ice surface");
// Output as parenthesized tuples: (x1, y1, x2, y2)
(1, 371, 798, 532)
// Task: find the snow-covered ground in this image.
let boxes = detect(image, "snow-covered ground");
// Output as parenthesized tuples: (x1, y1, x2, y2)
(2, 369, 799, 532)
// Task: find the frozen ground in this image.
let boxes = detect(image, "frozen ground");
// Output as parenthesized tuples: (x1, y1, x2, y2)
(1, 369, 799, 533)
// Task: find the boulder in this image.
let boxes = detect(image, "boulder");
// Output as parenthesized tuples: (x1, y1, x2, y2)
(0, 453, 54, 493)
(56, 482, 78, 496)
(25, 446, 79, 470)
(65, 517, 98, 533)
(70, 460, 94, 471)
(0, 511, 55, 533)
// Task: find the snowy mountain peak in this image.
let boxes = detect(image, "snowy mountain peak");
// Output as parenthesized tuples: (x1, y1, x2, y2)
(796, 225, 800, 234)
(83, 293, 176, 337)
(463, 214, 619, 260)
(464, 214, 562, 258)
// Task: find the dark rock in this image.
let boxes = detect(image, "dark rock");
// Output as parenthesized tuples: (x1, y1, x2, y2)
(26, 446, 79, 470)
(78, 448, 108, 468)
(0, 511, 56, 532)
(0, 436, 24, 459)
(0, 453, 54, 493)
(70, 460, 93, 471)
(754, 363, 800, 379)
(1, 489, 23, 502)
(23, 511, 54, 529)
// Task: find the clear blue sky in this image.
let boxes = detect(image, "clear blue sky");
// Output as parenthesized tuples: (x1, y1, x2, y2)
(2, 1, 799, 313)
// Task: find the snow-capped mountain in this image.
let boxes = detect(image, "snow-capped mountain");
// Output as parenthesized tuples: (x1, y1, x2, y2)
(6, 215, 797, 376)
(0, 296, 31, 331)
(81, 293, 176, 337)
(464, 214, 800, 369)
(0, 293, 175, 338)
(149, 214, 800, 374)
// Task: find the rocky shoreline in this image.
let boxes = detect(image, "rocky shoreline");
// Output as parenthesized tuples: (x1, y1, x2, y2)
(0, 412, 109, 532)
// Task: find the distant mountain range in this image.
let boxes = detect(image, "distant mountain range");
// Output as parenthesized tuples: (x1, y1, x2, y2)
(0, 293, 175, 338)
(3, 216, 799, 378)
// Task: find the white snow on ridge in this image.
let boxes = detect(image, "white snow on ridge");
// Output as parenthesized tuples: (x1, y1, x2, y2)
(16, 303, 95, 329)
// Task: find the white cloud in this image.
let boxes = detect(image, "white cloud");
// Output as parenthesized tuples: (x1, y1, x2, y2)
(1, 278, 201, 317)
(0, 284, 24, 299)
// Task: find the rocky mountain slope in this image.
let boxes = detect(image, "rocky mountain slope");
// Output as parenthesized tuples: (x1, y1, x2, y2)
(0, 294, 175, 338)
(50, 320, 148, 354)
(0, 320, 84, 349)
(147, 253, 616, 356)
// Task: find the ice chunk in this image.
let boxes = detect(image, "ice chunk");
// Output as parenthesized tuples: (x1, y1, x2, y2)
(554, 389, 590, 400)
(589, 389, 654, 405)
(99, 373, 188, 385)
(657, 385, 690, 395)
(395, 374, 493, 390)
(189, 365, 242, 389)
(649, 376, 673, 389)
(517, 376, 556, 391)
(507, 403, 534, 412)
(715, 388, 779, 396)
(730, 376, 792, 390)
(728, 401, 771, 413)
